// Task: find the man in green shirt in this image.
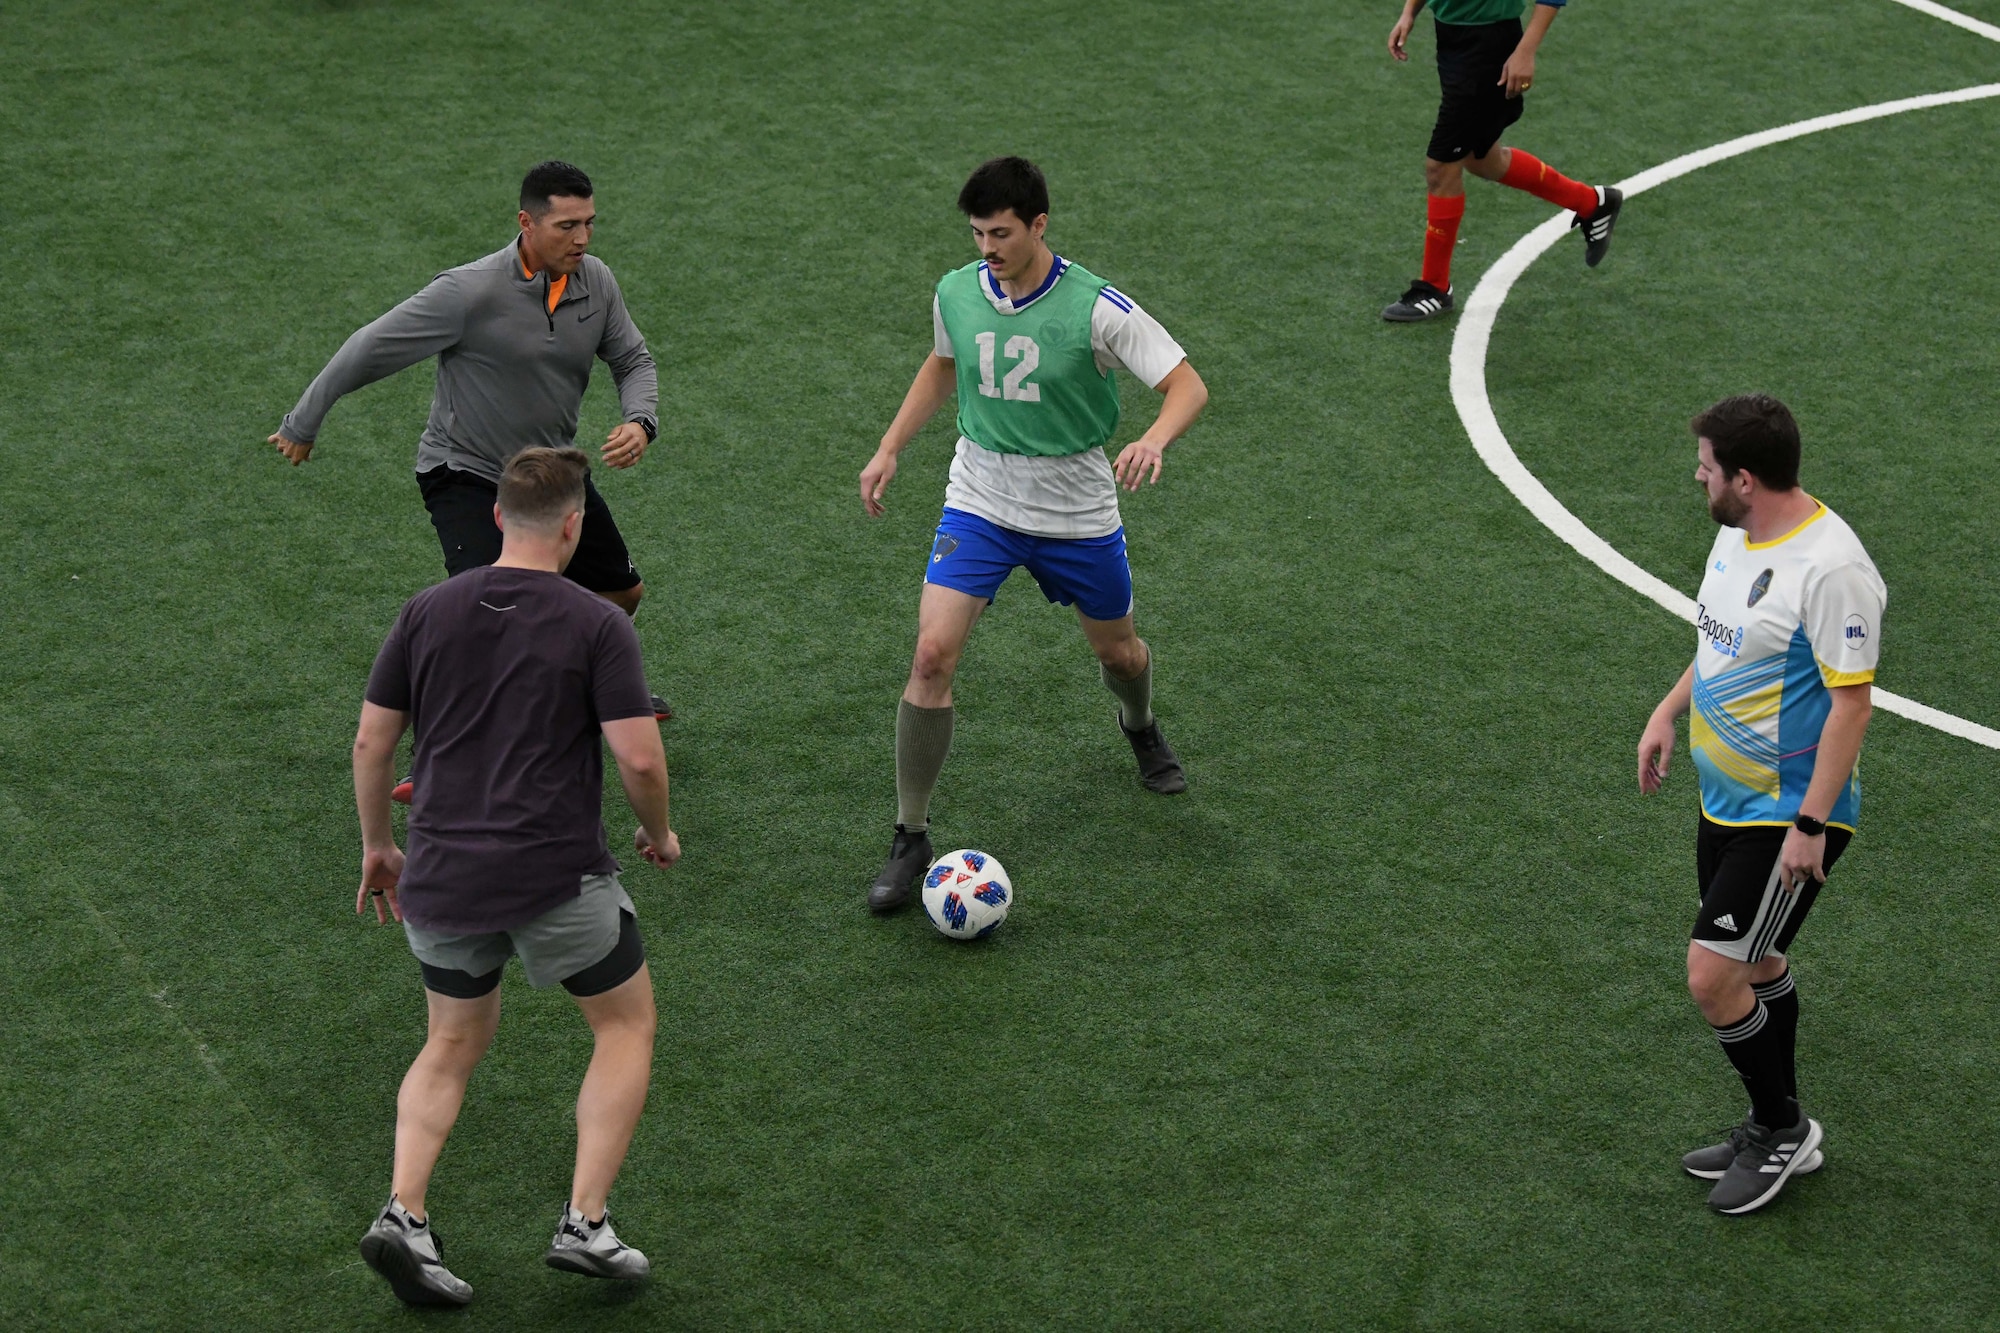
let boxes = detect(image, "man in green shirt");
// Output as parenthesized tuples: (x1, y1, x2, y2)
(856, 157, 1209, 913)
(1382, 0, 1623, 321)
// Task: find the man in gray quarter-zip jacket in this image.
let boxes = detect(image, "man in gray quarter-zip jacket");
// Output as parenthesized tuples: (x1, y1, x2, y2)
(269, 161, 661, 621)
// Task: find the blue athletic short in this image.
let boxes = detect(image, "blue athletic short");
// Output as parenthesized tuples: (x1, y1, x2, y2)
(924, 508, 1134, 622)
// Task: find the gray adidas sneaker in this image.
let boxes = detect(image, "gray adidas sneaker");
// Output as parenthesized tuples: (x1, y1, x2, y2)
(1706, 1114, 1824, 1215)
(545, 1204, 650, 1280)
(359, 1195, 472, 1307)
(1684, 1114, 1823, 1180)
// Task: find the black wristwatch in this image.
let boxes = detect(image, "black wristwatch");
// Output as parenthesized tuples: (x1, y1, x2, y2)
(1793, 814, 1827, 837)
(635, 417, 658, 443)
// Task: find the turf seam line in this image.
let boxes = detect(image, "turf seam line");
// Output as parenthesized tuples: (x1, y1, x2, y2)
(1450, 79, 2000, 752)
(78, 895, 340, 1223)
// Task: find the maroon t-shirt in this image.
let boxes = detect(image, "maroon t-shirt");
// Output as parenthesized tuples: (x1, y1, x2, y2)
(364, 566, 655, 933)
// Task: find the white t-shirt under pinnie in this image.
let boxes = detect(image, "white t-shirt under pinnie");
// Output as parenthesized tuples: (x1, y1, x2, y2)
(932, 261, 1186, 539)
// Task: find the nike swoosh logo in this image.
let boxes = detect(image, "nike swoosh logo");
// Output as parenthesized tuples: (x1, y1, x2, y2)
(576, 306, 599, 322)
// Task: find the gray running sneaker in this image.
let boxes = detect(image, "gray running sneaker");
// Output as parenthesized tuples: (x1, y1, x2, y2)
(1382, 279, 1453, 323)
(1120, 716, 1187, 794)
(1574, 186, 1624, 267)
(1684, 1113, 1823, 1180)
(868, 823, 934, 913)
(359, 1196, 472, 1307)
(1706, 1114, 1823, 1215)
(545, 1204, 650, 1280)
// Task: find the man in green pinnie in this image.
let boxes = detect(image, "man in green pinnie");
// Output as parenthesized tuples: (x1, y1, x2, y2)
(857, 156, 1210, 912)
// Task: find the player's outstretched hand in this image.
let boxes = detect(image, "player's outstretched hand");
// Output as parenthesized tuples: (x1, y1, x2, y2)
(860, 448, 898, 517)
(357, 843, 405, 923)
(1389, 12, 1414, 61)
(1113, 439, 1166, 491)
(1637, 715, 1676, 794)
(603, 422, 649, 469)
(635, 825, 681, 868)
(269, 431, 313, 466)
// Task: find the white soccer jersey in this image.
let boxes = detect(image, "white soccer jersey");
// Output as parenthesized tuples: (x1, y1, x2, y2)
(1690, 502, 1885, 829)
(930, 259, 1187, 539)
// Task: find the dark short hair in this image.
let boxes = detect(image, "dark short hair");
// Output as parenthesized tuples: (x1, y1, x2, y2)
(957, 156, 1049, 226)
(1691, 394, 1801, 491)
(499, 447, 589, 529)
(520, 160, 593, 217)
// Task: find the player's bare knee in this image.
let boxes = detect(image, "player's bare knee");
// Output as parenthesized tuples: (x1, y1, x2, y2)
(910, 637, 961, 687)
(1424, 158, 1462, 194)
(1096, 637, 1148, 679)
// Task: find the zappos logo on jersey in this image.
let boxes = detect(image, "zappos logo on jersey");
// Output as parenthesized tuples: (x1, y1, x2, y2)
(1695, 602, 1744, 657)
(1844, 615, 1869, 646)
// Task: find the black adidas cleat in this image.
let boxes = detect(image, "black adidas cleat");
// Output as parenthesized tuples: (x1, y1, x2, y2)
(1382, 279, 1453, 323)
(1575, 186, 1623, 267)
(1683, 1112, 1823, 1180)
(1120, 716, 1187, 794)
(868, 823, 933, 913)
(1706, 1111, 1823, 1215)
(650, 693, 674, 722)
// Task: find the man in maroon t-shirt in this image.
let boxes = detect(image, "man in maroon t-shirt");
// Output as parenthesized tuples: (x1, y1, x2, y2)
(349, 447, 680, 1307)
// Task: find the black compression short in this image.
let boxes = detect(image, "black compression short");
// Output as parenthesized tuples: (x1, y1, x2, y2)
(417, 909, 647, 999)
(416, 464, 642, 593)
(1428, 18, 1527, 163)
(1692, 817, 1853, 963)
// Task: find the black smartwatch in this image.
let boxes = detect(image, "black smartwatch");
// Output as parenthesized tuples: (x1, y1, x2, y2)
(635, 417, 658, 444)
(1793, 813, 1827, 837)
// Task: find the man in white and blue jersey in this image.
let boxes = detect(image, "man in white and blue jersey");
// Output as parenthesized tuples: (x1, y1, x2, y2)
(856, 157, 1209, 912)
(1637, 394, 1885, 1216)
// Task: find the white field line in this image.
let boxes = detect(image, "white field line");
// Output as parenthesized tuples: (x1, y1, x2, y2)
(1887, 0, 2000, 45)
(1450, 82, 2000, 751)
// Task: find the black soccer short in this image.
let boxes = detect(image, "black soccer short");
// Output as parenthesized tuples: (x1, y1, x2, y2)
(1692, 816, 1853, 963)
(417, 464, 642, 593)
(1428, 18, 1527, 163)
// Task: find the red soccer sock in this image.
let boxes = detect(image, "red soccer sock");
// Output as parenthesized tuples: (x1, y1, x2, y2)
(1498, 149, 1600, 216)
(1422, 194, 1466, 291)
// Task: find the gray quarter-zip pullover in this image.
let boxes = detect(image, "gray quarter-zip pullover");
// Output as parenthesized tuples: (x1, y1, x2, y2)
(281, 237, 659, 482)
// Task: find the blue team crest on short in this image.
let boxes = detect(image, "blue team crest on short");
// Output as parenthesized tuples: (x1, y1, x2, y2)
(925, 863, 953, 889)
(972, 881, 1008, 906)
(960, 852, 987, 872)
(940, 891, 968, 930)
(931, 534, 959, 564)
(1747, 568, 1773, 607)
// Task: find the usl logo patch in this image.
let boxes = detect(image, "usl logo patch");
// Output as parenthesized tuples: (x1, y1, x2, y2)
(1747, 569, 1773, 607)
(1844, 615, 1869, 646)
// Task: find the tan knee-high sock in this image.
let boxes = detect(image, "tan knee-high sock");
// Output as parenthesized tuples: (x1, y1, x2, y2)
(896, 700, 954, 829)
(1102, 658, 1154, 730)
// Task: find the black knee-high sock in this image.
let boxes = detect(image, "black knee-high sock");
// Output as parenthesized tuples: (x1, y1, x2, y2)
(1712, 1000, 1796, 1130)
(1753, 969, 1799, 1102)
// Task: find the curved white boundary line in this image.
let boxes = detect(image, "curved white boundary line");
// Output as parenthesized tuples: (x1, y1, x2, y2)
(1888, 0, 2000, 45)
(1451, 82, 2000, 751)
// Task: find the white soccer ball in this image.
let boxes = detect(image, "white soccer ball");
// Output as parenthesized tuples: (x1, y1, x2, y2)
(921, 849, 1013, 940)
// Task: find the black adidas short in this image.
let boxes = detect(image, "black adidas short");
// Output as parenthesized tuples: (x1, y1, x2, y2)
(1692, 816, 1852, 963)
(416, 464, 642, 593)
(1428, 18, 1527, 164)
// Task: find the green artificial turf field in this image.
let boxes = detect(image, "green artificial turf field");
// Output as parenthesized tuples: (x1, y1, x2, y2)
(5, 0, 1999, 1325)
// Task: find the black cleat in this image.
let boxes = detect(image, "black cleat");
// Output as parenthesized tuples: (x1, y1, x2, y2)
(1120, 716, 1187, 794)
(1575, 186, 1623, 267)
(868, 823, 933, 913)
(1382, 279, 1453, 323)
(650, 693, 674, 722)
(1706, 1110, 1823, 1215)
(1683, 1112, 1823, 1180)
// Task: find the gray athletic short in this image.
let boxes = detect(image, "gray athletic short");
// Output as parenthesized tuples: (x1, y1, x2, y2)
(404, 872, 636, 990)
